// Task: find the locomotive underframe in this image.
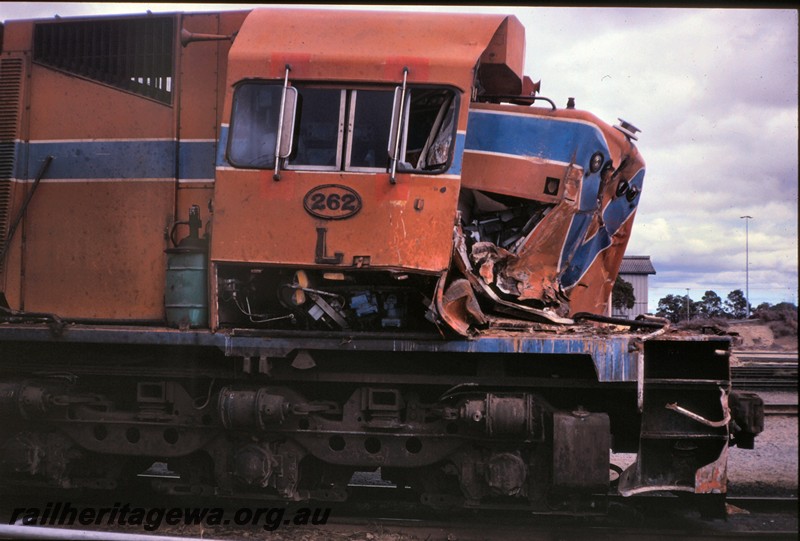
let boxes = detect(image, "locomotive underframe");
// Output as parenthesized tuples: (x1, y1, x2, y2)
(0, 324, 757, 513)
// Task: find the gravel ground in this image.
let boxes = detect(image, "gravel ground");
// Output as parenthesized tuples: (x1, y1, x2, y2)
(727, 391, 798, 497)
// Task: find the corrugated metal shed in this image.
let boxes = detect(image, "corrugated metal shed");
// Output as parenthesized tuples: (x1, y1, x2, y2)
(614, 255, 657, 319)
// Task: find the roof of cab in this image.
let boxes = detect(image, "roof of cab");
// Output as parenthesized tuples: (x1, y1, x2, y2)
(227, 8, 523, 91)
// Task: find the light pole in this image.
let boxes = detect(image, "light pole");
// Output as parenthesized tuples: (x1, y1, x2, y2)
(740, 216, 752, 318)
(685, 288, 690, 321)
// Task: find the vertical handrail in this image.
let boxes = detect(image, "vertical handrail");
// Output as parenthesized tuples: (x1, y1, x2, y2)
(389, 67, 409, 185)
(0, 155, 53, 264)
(273, 65, 291, 181)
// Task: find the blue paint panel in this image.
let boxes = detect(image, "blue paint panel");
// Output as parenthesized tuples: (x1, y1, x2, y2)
(24, 140, 175, 180)
(15, 140, 216, 181)
(560, 213, 590, 264)
(11, 140, 29, 180)
(560, 167, 645, 288)
(560, 230, 611, 286)
(216, 126, 230, 168)
(444, 132, 465, 175)
(465, 111, 610, 195)
(179, 141, 216, 180)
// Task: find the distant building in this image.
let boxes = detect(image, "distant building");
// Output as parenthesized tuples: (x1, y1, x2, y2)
(612, 256, 656, 319)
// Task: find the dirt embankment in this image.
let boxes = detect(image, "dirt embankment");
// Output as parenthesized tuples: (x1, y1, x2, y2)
(728, 320, 798, 351)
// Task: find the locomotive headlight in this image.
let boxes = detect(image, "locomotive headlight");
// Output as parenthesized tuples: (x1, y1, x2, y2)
(589, 152, 604, 173)
(616, 179, 629, 197)
(626, 185, 640, 202)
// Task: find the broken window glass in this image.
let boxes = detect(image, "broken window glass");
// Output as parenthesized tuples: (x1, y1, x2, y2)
(401, 89, 457, 172)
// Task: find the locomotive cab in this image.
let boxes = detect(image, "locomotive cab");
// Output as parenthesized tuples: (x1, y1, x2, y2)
(209, 9, 647, 336)
(214, 82, 461, 331)
(210, 9, 525, 333)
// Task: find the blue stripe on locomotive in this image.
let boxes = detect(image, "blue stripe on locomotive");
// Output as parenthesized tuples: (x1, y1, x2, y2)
(216, 126, 229, 169)
(559, 167, 644, 288)
(15, 140, 217, 181)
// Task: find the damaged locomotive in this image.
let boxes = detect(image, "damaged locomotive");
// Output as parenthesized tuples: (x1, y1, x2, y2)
(0, 8, 763, 516)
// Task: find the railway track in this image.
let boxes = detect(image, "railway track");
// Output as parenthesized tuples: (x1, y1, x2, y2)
(732, 351, 798, 363)
(731, 368, 797, 390)
(764, 403, 798, 416)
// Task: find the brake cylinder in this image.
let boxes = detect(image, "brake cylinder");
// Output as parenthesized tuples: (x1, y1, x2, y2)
(218, 387, 289, 429)
(460, 393, 536, 436)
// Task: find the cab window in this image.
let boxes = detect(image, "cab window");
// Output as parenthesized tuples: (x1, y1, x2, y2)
(228, 82, 457, 174)
(228, 84, 282, 168)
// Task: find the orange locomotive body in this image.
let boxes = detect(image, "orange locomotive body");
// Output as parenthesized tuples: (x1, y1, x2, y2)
(0, 8, 762, 515)
(0, 11, 245, 319)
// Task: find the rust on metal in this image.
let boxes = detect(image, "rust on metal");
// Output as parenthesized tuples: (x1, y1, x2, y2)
(695, 445, 728, 494)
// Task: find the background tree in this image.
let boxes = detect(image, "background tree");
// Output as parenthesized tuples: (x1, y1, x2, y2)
(656, 294, 676, 322)
(656, 294, 679, 323)
(724, 289, 750, 319)
(697, 290, 724, 318)
(612, 276, 636, 311)
(755, 301, 772, 312)
(657, 294, 696, 323)
(771, 301, 798, 312)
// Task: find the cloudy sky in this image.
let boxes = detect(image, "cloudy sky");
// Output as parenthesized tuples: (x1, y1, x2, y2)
(2, 3, 797, 311)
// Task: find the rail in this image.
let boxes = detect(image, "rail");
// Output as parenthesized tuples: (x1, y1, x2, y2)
(0, 524, 229, 541)
(731, 364, 798, 390)
(764, 403, 798, 416)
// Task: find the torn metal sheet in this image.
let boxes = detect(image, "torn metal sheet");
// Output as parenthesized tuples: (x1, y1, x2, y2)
(434, 103, 646, 336)
(436, 230, 573, 336)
